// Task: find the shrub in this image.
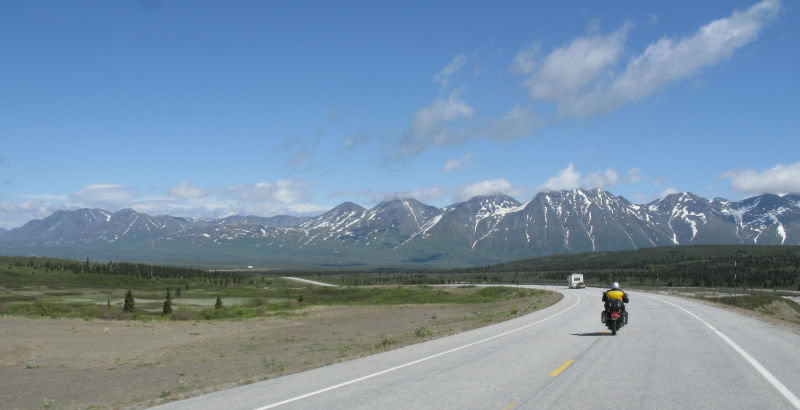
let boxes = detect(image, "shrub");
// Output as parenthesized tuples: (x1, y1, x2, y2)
(377, 335, 395, 348)
(215, 296, 223, 309)
(123, 290, 135, 313)
(201, 305, 252, 320)
(162, 299, 173, 315)
(414, 327, 432, 339)
(162, 288, 173, 315)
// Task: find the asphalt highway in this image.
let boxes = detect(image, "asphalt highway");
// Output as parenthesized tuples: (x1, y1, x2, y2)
(151, 286, 800, 410)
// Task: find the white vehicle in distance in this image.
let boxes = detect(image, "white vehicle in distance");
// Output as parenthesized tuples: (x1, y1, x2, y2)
(567, 273, 585, 289)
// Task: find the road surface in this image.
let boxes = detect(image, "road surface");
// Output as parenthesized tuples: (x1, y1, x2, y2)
(281, 277, 339, 287)
(151, 286, 800, 409)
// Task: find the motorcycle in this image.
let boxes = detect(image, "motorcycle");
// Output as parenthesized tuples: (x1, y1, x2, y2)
(600, 299, 628, 335)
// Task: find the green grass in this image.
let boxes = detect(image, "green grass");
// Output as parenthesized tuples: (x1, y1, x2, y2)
(0, 294, 36, 303)
(273, 285, 544, 306)
(1, 300, 136, 320)
(0, 264, 187, 290)
(1, 260, 543, 321)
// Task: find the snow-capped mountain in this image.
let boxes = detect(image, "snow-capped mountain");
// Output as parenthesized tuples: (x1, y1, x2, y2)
(713, 193, 800, 245)
(1, 189, 798, 267)
(296, 198, 439, 248)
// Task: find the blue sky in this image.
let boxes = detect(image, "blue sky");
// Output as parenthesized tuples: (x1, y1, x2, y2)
(1, 0, 799, 228)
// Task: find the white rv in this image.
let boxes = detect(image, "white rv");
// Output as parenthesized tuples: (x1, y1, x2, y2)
(567, 273, 585, 289)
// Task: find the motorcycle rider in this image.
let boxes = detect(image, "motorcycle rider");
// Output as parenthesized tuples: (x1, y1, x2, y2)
(602, 282, 629, 323)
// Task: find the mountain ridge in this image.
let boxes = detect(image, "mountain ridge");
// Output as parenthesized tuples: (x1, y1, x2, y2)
(1, 189, 798, 267)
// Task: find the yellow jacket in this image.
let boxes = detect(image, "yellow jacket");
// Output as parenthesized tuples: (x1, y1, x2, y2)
(602, 290, 629, 303)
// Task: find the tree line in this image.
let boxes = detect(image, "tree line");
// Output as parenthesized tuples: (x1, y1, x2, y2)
(1, 255, 249, 285)
(310, 245, 800, 289)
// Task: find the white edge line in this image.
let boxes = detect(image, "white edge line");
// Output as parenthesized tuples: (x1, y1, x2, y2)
(651, 296, 800, 409)
(252, 292, 582, 410)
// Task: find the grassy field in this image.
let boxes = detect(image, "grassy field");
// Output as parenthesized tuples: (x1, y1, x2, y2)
(0, 258, 561, 409)
(0, 261, 547, 321)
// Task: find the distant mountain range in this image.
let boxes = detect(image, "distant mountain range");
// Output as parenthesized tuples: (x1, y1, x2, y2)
(1, 189, 798, 267)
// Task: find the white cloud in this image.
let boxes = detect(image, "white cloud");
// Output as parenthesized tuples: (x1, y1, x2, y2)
(442, 154, 473, 172)
(458, 179, 514, 200)
(557, 0, 781, 116)
(433, 53, 467, 86)
(390, 102, 539, 159)
(390, 92, 474, 159)
(509, 44, 539, 74)
(0, 199, 60, 229)
(168, 181, 209, 200)
(539, 163, 624, 192)
(411, 92, 473, 137)
(524, 24, 630, 103)
(384, 187, 448, 204)
(583, 169, 620, 189)
(128, 196, 236, 218)
(481, 106, 537, 140)
(659, 187, 679, 198)
(70, 184, 136, 204)
(722, 162, 800, 194)
(539, 163, 582, 191)
(627, 167, 642, 183)
(227, 180, 304, 204)
(0, 178, 335, 228)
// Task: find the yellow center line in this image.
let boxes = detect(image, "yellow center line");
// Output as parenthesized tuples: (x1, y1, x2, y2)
(501, 402, 518, 410)
(549, 359, 576, 377)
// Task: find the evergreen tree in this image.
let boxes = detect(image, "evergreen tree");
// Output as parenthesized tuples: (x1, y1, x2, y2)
(162, 292, 173, 315)
(123, 290, 135, 313)
(175, 287, 181, 297)
(215, 296, 223, 309)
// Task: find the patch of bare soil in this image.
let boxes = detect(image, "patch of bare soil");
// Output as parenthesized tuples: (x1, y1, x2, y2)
(758, 300, 800, 324)
(0, 292, 560, 410)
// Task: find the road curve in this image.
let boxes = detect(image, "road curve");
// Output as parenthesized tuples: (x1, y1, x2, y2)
(151, 286, 800, 410)
(281, 277, 339, 287)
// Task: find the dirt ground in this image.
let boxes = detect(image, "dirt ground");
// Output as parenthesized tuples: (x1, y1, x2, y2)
(0, 292, 559, 410)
